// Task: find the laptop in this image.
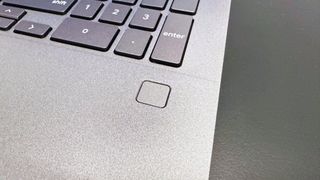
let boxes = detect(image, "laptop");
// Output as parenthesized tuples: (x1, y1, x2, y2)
(0, 0, 231, 179)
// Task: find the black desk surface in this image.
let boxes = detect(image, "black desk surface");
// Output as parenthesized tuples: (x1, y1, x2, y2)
(210, 0, 320, 179)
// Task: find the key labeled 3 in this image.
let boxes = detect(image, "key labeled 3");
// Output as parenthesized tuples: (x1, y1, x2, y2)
(129, 8, 161, 31)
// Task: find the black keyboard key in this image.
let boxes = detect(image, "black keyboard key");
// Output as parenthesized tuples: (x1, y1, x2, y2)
(129, 8, 161, 31)
(51, 18, 119, 51)
(170, 0, 200, 15)
(150, 14, 193, 67)
(3, 0, 77, 15)
(0, 17, 15, 30)
(112, 0, 137, 5)
(141, 0, 168, 10)
(0, 5, 26, 20)
(99, 3, 131, 25)
(115, 29, 152, 59)
(71, 0, 104, 20)
(14, 21, 52, 38)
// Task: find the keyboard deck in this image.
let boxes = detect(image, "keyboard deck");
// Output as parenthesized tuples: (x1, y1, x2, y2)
(0, 0, 200, 68)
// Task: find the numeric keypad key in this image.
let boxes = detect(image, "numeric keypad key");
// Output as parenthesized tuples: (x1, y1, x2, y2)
(115, 29, 152, 59)
(71, 0, 104, 20)
(129, 8, 161, 31)
(170, 0, 200, 15)
(51, 18, 119, 51)
(99, 3, 131, 25)
(150, 14, 193, 67)
(113, 0, 137, 5)
(141, 0, 168, 10)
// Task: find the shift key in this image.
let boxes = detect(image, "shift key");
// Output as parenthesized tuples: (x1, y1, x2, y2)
(3, 0, 77, 15)
(150, 14, 193, 67)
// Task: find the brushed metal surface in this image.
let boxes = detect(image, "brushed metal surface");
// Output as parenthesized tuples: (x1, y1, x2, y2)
(0, 0, 231, 179)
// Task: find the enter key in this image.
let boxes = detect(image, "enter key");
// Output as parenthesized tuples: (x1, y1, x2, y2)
(150, 13, 193, 67)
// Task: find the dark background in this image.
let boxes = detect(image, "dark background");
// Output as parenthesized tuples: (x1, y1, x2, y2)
(210, 0, 320, 179)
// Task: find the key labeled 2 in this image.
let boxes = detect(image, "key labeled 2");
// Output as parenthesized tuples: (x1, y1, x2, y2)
(99, 3, 131, 25)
